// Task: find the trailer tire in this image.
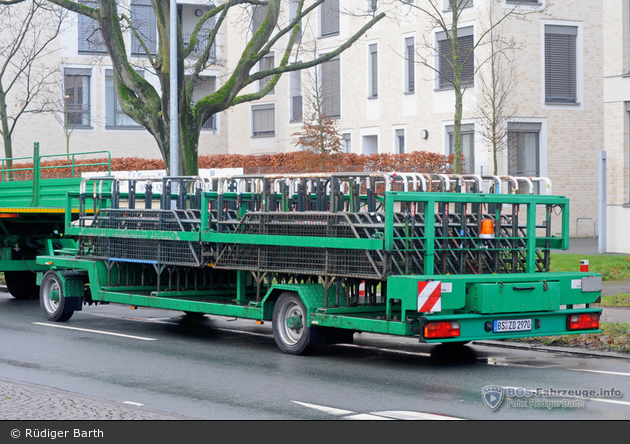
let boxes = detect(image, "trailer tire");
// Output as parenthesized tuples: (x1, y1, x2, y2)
(272, 292, 315, 355)
(5, 271, 39, 300)
(39, 271, 74, 322)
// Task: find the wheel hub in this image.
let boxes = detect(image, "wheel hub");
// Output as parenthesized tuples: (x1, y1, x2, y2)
(286, 315, 302, 331)
(49, 289, 60, 302)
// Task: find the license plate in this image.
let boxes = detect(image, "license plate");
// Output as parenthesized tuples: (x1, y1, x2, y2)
(493, 318, 532, 333)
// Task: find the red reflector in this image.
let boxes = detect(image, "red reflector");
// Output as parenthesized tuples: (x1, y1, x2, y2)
(0, 213, 19, 218)
(567, 313, 600, 330)
(424, 321, 461, 339)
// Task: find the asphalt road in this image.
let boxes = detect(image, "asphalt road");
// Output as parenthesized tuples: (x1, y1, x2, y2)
(0, 292, 629, 421)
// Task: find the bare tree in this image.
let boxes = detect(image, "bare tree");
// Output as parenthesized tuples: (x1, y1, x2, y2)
(407, 0, 546, 174)
(0, 0, 64, 177)
(292, 51, 342, 172)
(475, 0, 520, 175)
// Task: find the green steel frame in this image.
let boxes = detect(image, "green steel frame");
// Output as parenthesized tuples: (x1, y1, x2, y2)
(34, 172, 603, 348)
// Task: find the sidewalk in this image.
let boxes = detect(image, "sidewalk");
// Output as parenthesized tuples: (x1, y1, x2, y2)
(553, 237, 630, 324)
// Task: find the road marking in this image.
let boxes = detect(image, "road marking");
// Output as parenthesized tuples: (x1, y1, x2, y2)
(588, 398, 630, 406)
(214, 327, 273, 338)
(124, 401, 144, 407)
(370, 410, 465, 420)
(291, 401, 354, 416)
(570, 369, 630, 377)
(337, 343, 432, 357)
(33, 322, 156, 341)
(292, 401, 464, 420)
(345, 414, 393, 420)
(87, 313, 177, 325)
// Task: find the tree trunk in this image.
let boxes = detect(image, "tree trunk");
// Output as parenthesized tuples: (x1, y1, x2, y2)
(0, 87, 14, 179)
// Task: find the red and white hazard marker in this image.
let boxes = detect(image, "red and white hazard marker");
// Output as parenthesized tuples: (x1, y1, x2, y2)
(418, 281, 442, 313)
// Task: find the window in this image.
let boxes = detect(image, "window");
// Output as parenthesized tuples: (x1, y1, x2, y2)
(252, 104, 275, 137)
(508, 122, 540, 176)
(130, 0, 157, 56)
(405, 36, 415, 93)
(395, 129, 405, 154)
(202, 114, 217, 130)
(64, 69, 91, 128)
(252, 3, 268, 34)
(290, 69, 302, 122)
(508, 122, 541, 192)
(183, 11, 217, 60)
(447, 124, 475, 173)
(105, 69, 142, 128)
(78, 0, 106, 53)
(437, 27, 474, 90)
(362, 135, 378, 155)
(191, 76, 218, 130)
(321, 57, 341, 118)
(544, 25, 577, 104)
(445, 0, 473, 10)
(320, 0, 340, 37)
(289, 0, 302, 43)
(259, 53, 275, 94)
(342, 133, 352, 153)
(368, 44, 378, 98)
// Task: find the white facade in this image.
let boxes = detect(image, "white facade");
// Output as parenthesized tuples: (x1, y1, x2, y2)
(227, 0, 603, 238)
(4, 0, 228, 161)
(603, 0, 630, 253)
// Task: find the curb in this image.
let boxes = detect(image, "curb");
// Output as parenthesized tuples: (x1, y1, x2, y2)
(473, 340, 630, 360)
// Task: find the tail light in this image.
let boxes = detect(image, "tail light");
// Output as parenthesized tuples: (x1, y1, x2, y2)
(424, 321, 461, 339)
(567, 313, 600, 331)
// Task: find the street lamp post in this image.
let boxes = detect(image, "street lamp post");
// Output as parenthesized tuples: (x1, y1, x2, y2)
(169, 0, 179, 178)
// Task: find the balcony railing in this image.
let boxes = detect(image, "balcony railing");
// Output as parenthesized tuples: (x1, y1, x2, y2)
(183, 33, 216, 59)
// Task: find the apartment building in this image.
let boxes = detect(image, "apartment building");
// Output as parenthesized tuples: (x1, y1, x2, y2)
(604, 1, 630, 253)
(7, 0, 228, 161)
(227, 0, 603, 237)
(4, 1, 603, 239)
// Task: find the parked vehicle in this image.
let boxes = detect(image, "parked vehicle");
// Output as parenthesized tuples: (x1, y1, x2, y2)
(2, 146, 602, 355)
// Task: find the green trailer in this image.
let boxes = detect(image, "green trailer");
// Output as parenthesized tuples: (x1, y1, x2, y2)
(0, 144, 111, 299)
(34, 171, 603, 355)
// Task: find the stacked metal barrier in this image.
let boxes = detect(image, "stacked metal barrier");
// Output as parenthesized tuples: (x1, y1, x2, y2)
(74, 172, 559, 283)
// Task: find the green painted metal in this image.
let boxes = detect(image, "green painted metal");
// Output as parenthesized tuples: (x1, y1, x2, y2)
(205, 232, 383, 250)
(31, 171, 603, 350)
(0, 147, 111, 282)
(417, 307, 603, 343)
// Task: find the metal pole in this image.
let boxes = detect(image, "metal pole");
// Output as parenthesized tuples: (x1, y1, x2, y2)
(598, 151, 607, 253)
(169, 0, 178, 178)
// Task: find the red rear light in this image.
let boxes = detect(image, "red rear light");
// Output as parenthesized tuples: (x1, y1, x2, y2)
(424, 321, 461, 339)
(567, 313, 600, 330)
(0, 213, 19, 218)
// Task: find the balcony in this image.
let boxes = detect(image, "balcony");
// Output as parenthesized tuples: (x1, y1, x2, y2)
(183, 32, 216, 59)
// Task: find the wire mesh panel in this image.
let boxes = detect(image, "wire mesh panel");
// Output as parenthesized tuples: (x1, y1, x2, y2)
(78, 236, 207, 267)
(213, 243, 383, 279)
(231, 212, 360, 238)
(83, 209, 202, 232)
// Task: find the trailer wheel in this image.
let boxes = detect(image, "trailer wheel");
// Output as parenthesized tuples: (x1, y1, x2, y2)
(5, 271, 39, 300)
(272, 292, 315, 355)
(40, 271, 74, 322)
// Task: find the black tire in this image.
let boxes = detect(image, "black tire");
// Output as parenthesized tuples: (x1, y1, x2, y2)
(39, 271, 74, 322)
(5, 271, 39, 300)
(272, 292, 315, 355)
